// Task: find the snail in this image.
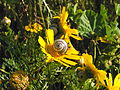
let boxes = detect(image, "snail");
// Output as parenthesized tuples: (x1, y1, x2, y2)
(50, 18, 60, 36)
(53, 39, 68, 54)
(50, 24, 58, 36)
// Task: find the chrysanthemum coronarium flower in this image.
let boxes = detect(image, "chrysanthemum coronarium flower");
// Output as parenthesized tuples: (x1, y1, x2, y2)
(25, 22, 43, 33)
(53, 7, 82, 40)
(38, 29, 82, 67)
(9, 71, 29, 90)
(77, 53, 107, 88)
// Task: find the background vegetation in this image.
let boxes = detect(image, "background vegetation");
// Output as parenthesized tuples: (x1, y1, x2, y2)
(0, 0, 120, 89)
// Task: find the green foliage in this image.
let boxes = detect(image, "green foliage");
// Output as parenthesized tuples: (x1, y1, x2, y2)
(115, 3, 120, 16)
(0, 0, 120, 90)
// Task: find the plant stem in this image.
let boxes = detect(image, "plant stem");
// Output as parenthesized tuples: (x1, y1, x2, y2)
(42, 0, 52, 18)
(39, 0, 46, 27)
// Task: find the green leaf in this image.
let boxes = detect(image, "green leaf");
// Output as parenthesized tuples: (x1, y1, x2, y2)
(77, 10, 96, 37)
(106, 20, 120, 42)
(78, 11, 93, 37)
(76, 5, 109, 38)
(100, 4, 108, 21)
(115, 3, 120, 16)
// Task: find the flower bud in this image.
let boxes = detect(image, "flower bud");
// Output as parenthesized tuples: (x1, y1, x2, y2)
(1, 16, 11, 26)
(9, 71, 29, 90)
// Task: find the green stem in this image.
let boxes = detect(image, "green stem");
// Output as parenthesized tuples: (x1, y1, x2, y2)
(39, 0, 46, 27)
(93, 40, 97, 61)
(42, 0, 52, 18)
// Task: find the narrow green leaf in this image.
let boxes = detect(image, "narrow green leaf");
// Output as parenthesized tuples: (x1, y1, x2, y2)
(115, 3, 120, 16)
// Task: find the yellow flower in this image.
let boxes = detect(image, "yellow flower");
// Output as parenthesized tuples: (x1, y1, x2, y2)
(77, 54, 120, 90)
(38, 29, 81, 67)
(78, 53, 107, 87)
(25, 23, 43, 33)
(54, 7, 82, 40)
(102, 73, 120, 90)
(76, 54, 107, 87)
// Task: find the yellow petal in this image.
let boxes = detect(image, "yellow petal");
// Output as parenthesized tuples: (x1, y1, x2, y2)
(96, 70, 107, 86)
(114, 73, 120, 87)
(108, 73, 113, 87)
(64, 55, 81, 60)
(38, 36, 46, 48)
(46, 29, 54, 44)
(61, 7, 68, 24)
(38, 37, 53, 62)
(66, 39, 79, 55)
(61, 59, 77, 66)
(54, 58, 70, 67)
(71, 34, 83, 40)
(76, 67, 86, 71)
(46, 56, 54, 63)
(70, 29, 79, 34)
(88, 63, 97, 73)
(53, 16, 60, 19)
(41, 48, 53, 63)
(66, 48, 79, 55)
(82, 53, 93, 66)
(110, 86, 119, 90)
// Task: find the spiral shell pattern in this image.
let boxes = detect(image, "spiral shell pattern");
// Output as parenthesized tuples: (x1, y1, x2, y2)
(53, 39, 68, 54)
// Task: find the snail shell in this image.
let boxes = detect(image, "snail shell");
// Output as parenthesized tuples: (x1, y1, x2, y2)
(50, 25, 58, 36)
(50, 27, 58, 36)
(53, 39, 68, 54)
